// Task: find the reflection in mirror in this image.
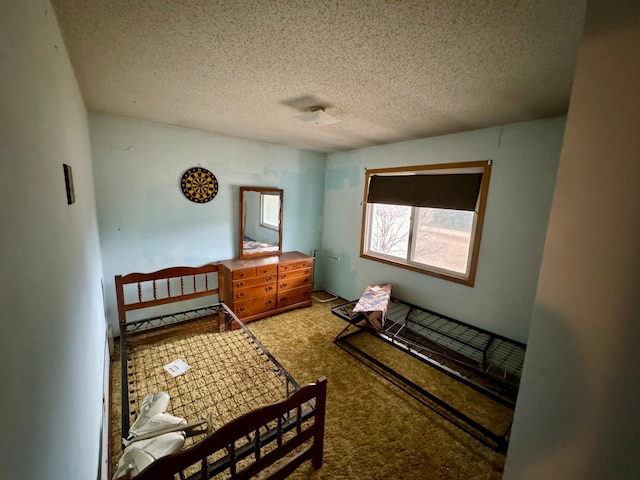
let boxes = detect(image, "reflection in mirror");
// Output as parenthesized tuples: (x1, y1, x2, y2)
(240, 187, 283, 258)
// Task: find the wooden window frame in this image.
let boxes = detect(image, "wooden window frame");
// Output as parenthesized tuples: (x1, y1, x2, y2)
(259, 192, 280, 231)
(360, 160, 492, 287)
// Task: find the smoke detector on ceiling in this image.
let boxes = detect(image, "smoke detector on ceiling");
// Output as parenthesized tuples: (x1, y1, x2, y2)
(294, 106, 341, 126)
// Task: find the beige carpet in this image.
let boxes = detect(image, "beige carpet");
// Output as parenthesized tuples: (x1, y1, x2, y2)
(111, 293, 509, 479)
(246, 292, 508, 479)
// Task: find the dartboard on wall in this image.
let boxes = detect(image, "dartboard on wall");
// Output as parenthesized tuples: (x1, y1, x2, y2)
(180, 167, 219, 203)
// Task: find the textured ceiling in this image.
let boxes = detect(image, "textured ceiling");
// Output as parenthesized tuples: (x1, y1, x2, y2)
(51, 0, 586, 153)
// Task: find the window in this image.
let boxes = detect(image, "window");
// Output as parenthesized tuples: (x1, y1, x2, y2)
(260, 193, 280, 230)
(360, 160, 491, 286)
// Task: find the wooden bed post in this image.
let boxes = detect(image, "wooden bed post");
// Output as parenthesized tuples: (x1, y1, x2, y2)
(115, 274, 126, 325)
(312, 376, 328, 469)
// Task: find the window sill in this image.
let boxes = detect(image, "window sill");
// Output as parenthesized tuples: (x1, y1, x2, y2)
(360, 252, 475, 287)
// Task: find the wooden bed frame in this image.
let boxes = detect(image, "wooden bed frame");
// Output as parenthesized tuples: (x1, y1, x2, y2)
(114, 263, 327, 479)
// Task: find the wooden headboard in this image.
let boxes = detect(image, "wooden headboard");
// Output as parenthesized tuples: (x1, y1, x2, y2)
(115, 264, 219, 325)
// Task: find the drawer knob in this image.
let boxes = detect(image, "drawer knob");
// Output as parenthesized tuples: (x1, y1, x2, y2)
(280, 296, 287, 302)
(237, 281, 245, 287)
(237, 292, 245, 298)
(280, 283, 287, 288)
(266, 299, 273, 305)
(280, 274, 286, 279)
(238, 307, 245, 312)
(266, 276, 273, 281)
(266, 286, 273, 291)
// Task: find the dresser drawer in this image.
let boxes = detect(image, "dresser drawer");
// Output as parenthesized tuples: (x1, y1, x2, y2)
(256, 264, 277, 276)
(234, 294, 277, 318)
(278, 260, 313, 272)
(232, 267, 256, 280)
(278, 266, 313, 280)
(233, 273, 276, 289)
(277, 285, 311, 308)
(277, 261, 297, 273)
(235, 283, 276, 300)
(296, 259, 314, 269)
(278, 274, 312, 291)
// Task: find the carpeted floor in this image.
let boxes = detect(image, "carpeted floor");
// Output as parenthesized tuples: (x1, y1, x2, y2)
(111, 293, 510, 479)
(249, 292, 508, 480)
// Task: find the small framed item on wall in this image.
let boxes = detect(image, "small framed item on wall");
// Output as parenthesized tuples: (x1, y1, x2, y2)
(63, 164, 75, 205)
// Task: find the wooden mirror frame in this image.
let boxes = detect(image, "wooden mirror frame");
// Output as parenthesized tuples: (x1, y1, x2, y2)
(239, 186, 283, 258)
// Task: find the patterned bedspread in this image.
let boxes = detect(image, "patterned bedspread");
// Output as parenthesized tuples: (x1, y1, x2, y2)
(352, 284, 392, 331)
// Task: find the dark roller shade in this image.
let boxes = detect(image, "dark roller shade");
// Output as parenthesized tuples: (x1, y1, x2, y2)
(368, 173, 483, 211)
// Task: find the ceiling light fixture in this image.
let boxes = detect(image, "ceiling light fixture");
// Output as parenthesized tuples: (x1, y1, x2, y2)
(294, 106, 341, 126)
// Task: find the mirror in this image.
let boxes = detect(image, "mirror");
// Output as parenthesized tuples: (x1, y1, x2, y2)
(239, 186, 283, 258)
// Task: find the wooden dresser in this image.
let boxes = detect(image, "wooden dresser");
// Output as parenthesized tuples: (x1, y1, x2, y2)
(218, 251, 314, 323)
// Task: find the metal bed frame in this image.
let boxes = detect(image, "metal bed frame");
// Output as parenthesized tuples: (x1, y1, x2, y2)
(114, 264, 327, 479)
(332, 297, 526, 451)
(119, 303, 301, 437)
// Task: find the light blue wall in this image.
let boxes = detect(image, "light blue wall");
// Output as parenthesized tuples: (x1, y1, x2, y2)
(319, 118, 565, 343)
(90, 114, 326, 329)
(0, 1, 106, 478)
